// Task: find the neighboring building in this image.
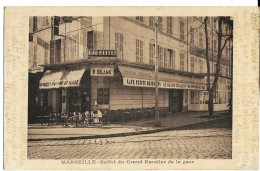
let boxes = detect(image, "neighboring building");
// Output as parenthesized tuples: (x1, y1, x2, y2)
(28, 16, 232, 123)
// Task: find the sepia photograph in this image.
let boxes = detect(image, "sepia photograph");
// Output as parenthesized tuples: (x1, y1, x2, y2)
(27, 16, 233, 160)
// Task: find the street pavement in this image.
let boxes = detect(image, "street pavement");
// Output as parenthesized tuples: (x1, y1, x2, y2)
(28, 111, 231, 140)
(28, 128, 232, 159)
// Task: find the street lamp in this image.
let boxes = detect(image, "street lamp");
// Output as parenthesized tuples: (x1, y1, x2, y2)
(154, 16, 161, 127)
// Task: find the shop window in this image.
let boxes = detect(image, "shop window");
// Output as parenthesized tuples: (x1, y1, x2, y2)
(97, 88, 109, 105)
(149, 43, 155, 65)
(180, 21, 185, 41)
(191, 91, 200, 104)
(191, 56, 195, 72)
(136, 16, 144, 22)
(115, 32, 124, 59)
(167, 17, 173, 35)
(180, 53, 185, 71)
(136, 39, 143, 63)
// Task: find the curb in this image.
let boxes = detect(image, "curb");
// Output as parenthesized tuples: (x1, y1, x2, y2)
(28, 115, 231, 142)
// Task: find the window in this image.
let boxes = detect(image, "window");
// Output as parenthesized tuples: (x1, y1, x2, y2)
(190, 27, 194, 44)
(199, 32, 203, 48)
(44, 43, 48, 64)
(43, 16, 49, 27)
(180, 21, 185, 40)
(167, 49, 174, 69)
(213, 17, 216, 29)
(167, 17, 173, 34)
(225, 47, 229, 58)
(136, 16, 144, 22)
(136, 39, 143, 63)
(164, 48, 168, 68)
(191, 91, 200, 104)
(54, 39, 61, 63)
(199, 59, 203, 73)
(191, 56, 195, 72)
(87, 31, 94, 49)
(33, 17, 37, 31)
(69, 34, 78, 60)
(115, 32, 124, 59)
(149, 43, 155, 65)
(226, 67, 229, 77)
(180, 53, 185, 71)
(149, 16, 154, 27)
(97, 88, 109, 105)
(157, 17, 163, 30)
(158, 45, 164, 67)
(214, 39, 217, 52)
(208, 37, 211, 49)
(33, 45, 37, 67)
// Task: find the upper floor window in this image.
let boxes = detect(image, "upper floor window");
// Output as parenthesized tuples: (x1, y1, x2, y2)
(136, 16, 144, 22)
(167, 17, 173, 35)
(136, 39, 143, 63)
(167, 49, 175, 70)
(44, 43, 49, 64)
(191, 56, 195, 72)
(199, 32, 203, 48)
(87, 31, 94, 49)
(149, 16, 154, 27)
(158, 45, 164, 67)
(43, 16, 49, 27)
(33, 45, 37, 67)
(33, 17, 37, 32)
(157, 17, 163, 30)
(214, 39, 217, 52)
(208, 37, 211, 49)
(180, 21, 185, 41)
(180, 53, 185, 71)
(190, 27, 194, 44)
(69, 34, 78, 60)
(199, 59, 203, 73)
(115, 32, 124, 59)
(149, 43, 155, 65)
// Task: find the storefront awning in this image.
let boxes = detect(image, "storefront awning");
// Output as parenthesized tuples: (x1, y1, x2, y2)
(39, 66, 86, 89)
(118, 65, 206, 90)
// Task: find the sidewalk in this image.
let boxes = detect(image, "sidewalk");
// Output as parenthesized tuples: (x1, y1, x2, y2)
(28, 111, 231, 141)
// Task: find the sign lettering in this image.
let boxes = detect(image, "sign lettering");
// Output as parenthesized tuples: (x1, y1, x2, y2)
(91, 67, 114, 77)
(88, 50, 117, 57)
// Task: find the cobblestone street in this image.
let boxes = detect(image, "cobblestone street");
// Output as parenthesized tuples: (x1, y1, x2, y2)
(28, 128, 232, 159)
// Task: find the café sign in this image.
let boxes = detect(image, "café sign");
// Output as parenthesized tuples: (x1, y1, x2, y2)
(88, 50, 117, 57)
(91, 67, 114, 77)
(123, 77, 206, 90)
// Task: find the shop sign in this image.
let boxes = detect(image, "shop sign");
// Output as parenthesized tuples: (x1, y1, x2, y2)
(88, 50, 117, 57)
(91, 67, 114, 77)
(123, 77, 206, 90)
(39, 80, 80, 89)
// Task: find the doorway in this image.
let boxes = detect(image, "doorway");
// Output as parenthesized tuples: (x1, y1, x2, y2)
(169, 89, 183, 113)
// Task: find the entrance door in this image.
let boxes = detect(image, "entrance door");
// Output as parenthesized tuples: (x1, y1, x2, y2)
(170, 90, 183, 113)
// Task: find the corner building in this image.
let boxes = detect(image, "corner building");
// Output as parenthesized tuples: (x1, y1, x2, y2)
(28, 16, 232, 123)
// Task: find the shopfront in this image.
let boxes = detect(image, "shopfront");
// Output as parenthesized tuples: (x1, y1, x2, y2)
(38, 65, 91, 115)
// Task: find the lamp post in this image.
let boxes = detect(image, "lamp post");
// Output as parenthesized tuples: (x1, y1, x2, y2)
(154, 16, 161, 126)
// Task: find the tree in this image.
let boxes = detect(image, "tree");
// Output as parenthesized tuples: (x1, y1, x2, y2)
(204, 17, 233, 117)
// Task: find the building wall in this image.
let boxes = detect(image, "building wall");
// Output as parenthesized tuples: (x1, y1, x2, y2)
(90, 71, 169, 111)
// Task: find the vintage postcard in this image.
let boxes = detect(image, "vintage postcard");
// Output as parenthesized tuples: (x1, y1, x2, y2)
(4, 7, 259, 170)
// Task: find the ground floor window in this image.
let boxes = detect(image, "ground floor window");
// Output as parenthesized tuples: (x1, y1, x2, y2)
(97, 88, 109, 105)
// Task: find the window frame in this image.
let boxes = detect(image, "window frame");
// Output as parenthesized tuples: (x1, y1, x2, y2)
(97, 88, 110, 105)
(180, 21, 185, 41)
(115, 32, 124, 59)
(136, 39, 143, 63)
